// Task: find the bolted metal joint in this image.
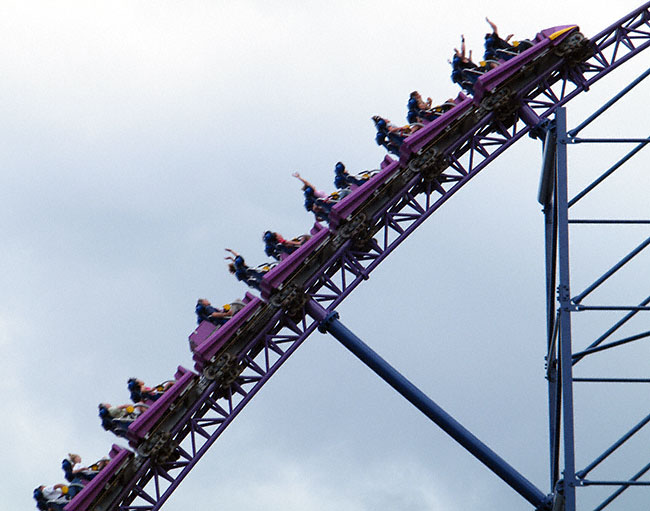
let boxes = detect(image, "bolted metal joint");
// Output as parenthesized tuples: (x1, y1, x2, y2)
(317, 310, 340, 333)
(557, 284, 571, 303)
(535, 493, 555, 511)
(529, 118, 553, 141)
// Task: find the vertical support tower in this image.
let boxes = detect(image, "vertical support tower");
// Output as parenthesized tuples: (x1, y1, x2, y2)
(540, 68, 650, 510)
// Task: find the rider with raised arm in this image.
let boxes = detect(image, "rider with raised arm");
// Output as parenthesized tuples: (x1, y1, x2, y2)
(292, 171, 326, 199)
(450, 34, 482, 93)
(225, 248, 271, 291)
(484, 17, 515, 63)
(292, 171, 341, 222)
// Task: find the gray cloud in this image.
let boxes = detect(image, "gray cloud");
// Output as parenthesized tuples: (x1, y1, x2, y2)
(2, 1, 648, 510)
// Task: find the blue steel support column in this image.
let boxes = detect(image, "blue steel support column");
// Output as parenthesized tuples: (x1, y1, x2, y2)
(556, 107, 578, 511)
(539, 124, 560, 491)
(306, 300, 551, 511)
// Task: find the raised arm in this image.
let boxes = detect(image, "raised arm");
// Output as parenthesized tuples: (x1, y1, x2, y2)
(225, 249, 245, 269)
(485, 17, 498, 35)
(292, 171, 317, 191)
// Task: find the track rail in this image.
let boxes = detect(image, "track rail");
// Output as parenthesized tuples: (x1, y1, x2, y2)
(67, 4, 650, 510)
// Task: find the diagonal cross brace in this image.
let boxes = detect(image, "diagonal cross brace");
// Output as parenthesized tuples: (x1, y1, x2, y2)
(306, 300, 551, 511)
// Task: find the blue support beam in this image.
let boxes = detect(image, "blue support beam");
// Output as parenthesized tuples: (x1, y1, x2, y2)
(568, 139, 649, 207)
(306, 300, 551, 511)
(539, 122, 561, 490)
(593, 462, 650, 511)
(577, 411, 650, 480)
(572, 237, 650, 304)
(575, 305, 650, 311)
(571, 330, 650, 359)
(538, 125, 557, 206)
(573, 294, 650, 366)
(574, 378, 650, 383)
(585, 480, 650, 486)
(568, 67, 650, 137)
(568, 219, 650, 224)
(570, 137, 650, 143)
(555, 107, 578, 511)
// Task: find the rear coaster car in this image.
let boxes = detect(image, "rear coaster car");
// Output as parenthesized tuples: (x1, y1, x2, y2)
(63, 446, 132, 511)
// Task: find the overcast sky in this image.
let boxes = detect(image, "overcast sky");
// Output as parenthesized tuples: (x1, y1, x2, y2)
(2, 1, 649, 510)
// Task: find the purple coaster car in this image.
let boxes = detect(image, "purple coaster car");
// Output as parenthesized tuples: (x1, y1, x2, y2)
(260, 226, 331, 301)
(192, 293, 262, 371)
(189, 293, 257, 354)
(63, 445, 131, 511)
(188, 320, 219, 352)
(398, 93, 473, 161)
(126, 366, 196, 447)
(328, 158, 402, 230)
(472, 25, 579, 102)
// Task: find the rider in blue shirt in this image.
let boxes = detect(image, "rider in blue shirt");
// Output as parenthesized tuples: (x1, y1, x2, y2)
(195, 298, 231, 326)
(225, 249, 269, 291)
(484, 17, 515, 63)
(333, 162, 369, 189)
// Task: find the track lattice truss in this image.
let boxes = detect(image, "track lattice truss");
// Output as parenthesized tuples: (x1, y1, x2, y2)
(72, 4, 650, 511)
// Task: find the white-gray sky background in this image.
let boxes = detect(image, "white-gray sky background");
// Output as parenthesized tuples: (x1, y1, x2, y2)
(1, 1, 649, 510)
